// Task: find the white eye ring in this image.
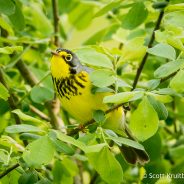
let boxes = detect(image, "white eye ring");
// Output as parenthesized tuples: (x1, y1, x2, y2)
(65, 54, 72, 62)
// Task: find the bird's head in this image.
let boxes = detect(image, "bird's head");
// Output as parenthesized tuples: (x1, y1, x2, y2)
(50, 48, 80, 78)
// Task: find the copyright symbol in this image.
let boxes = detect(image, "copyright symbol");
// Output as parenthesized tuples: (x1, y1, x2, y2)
(143, 174, 147, 178)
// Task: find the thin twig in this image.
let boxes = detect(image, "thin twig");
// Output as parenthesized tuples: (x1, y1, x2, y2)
(29, 105, 50, 121)
(52, 0, 60, 47)
(0, 163, 19, 179)
(132, 10, 165, 90)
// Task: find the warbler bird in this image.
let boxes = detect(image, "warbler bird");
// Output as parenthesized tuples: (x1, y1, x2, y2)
(50, 48, 149, 164)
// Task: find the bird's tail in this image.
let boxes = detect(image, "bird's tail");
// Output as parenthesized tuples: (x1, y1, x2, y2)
(119, 124, 150, 165)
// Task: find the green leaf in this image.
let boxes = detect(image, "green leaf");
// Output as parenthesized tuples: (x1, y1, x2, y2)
(120, 37, 147, 62)
(170, 145, 184, 159)
(106, 136, 145, 150)
(87, 147, 123, 184)
(0, 83, 9, 101)
(147, 95, 168, 120)
(23, 136, 55, 167)
(103, 91, 143, 104)
(146, 79, 161, 90)
(49, 133, 75, 155)
(62, 158, 79, 176)
(93, 110, 106, 123)
(69, 2, 95, 30)
(12, 109, 44, 124)
(129, 97, 159, 142)
(148, 43, 176, 60)
(5, 124, 42, 134)
(165, 3, 184, 13)
(147, 92, 173, 103)
(153, 88, 178, 96)
(0, 46, 23, 54)
(76, 48, 113, 69)
(19, 133, 41, 141)
(53, 160, 73, 184)
(18, 170, 38, 184)
(85, 143, 106, 153)
(90, 69, 115, 88)
(0, 17, 14, 36)
(122, 2, 148, 30)
(170, 70, 184, 93)
(9, 1, 25, 30)
(27, 3, 53, 36)
(84, 24, 119, 45)
(53, 130, 85, 151)
(30, 86, 54, 104)
(154, 60, 184, 79)
(94, 0, 122, 17)
(0, 149, 9, 165)
(53, 130, 105, 153)
(0, 0, 15, 15)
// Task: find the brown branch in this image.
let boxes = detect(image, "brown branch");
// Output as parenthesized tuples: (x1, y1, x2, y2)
(132, 10, 165, 90)
(29, 105, 50, 121)
(15, 60, 60, 129)
(0, 68, 21, 125)
(0, 163, 19, 179)
(16, 60, 39, 86)
(52, 0, 60, 47)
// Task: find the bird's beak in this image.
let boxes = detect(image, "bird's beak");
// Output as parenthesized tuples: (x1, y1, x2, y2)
(51, 51, 59, 56)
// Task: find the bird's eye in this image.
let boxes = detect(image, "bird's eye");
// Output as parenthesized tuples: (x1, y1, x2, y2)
(65, 54, 72, 62)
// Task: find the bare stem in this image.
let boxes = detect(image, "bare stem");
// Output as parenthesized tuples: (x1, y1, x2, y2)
(52, 0, 60, 47)
(132, 10, 165, 90)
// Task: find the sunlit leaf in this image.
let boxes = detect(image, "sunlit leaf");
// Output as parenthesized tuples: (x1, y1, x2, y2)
(90, 69, 115, 87)
(53, 160, 73, 184)
(170, 70, 184, 93)
(94, 0, 122, 17)
(148, 43, 176, 60)
(69, 2, 95, 30)
(129, 97, 159, 141)
(154, 60, 184, 79)
(87, 147, 123, 184)
(122, 2, 148, 30)
(12, 109, 43, 124)
(76, 48, 113, 69)
(121, 37, 147, 62)
(23, 136, 55, 167)
(0, 17, 14, 36)
(5, 124, 42, 134)
(147, 95, 168, 120)
(103, 91, 143, 104)
(106, 136, 145, 150)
